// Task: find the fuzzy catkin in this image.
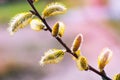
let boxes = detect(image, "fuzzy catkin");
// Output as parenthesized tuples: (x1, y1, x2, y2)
(52, 22, 59, 37)
(40, 49, 65, 66)
(71, 34, 83, 52)
(58, 22, 65, 37)
(30, 19, 46, 31)
(98, 48, 112, 71)
(42, 2, 67, 18)
(8, 12, 33, 35)
(76, 56, 88, 71)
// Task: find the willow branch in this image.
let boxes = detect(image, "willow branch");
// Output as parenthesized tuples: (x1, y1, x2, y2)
(89, 65, 111, 80)
(26, 0, 112, 80)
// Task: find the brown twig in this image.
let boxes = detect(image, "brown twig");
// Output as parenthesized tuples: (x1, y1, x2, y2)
(26, 0, 112, 80)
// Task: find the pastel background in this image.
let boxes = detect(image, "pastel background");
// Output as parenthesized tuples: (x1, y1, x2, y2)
(0, 0, 120, 80)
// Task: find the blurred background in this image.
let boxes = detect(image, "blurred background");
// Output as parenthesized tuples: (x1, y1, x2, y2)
(0, 0, 120, 80)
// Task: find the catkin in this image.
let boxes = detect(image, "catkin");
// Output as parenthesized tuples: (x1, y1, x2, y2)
(40, 49, 66, 66)
(98, 48, 112, 71)
(8, 12, 33, 35)
(42, 2, 67, 18)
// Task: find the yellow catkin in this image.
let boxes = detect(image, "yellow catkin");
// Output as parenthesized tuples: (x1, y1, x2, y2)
(71, 34, 83, 52)
(8, 12, 33, 35)
(98, 48, 112, 71)
(58, 22, 65, 37)
(42, 2, 67, 18)
(76, 56, 88, 71)
(113, 73, 120, 80)
(30, 19, 46, 31)
(52, 22, 59, 37)
(39, 49, 66, 66)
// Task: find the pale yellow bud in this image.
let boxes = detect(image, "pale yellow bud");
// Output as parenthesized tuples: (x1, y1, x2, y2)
(30, 19, 46, 31)
(113, 73, 120, 80)
(98, 48, 112, 71)
(76, 56, 88, 71)
(42, 2, 67, 18)
(58, 22, 65, 37)
(52, 21, 65, 37)
(52, 22, 59, 37)
(8, 12, 33, 35)
(39, 49, 66, 66)
(71, 34, 83, 52)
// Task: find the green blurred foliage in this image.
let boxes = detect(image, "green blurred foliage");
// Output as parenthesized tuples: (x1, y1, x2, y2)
(0, 1, 46, 23)
(0, 0, 67, 23)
